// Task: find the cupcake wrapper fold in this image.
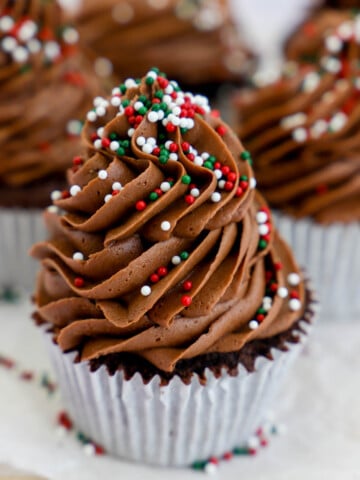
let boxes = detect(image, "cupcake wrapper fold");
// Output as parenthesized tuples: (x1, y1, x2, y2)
(273, 212, 360, 321)
(0, 208, 45, 291)
(45, 320, 312, 467)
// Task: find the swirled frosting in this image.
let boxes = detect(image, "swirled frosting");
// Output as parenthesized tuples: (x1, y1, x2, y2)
(66, 0, 252, 86)
(236, 14, 360, 224)
(31, 69, 306, 374)
(0, 0, 103, 193)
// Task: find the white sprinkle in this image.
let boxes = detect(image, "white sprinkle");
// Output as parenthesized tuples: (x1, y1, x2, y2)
(165, 84, 174, 94)
(321, 56, 341, 74)
(287, 273, 300, 286)
(302, 72, 320, 93)
(201, 152, 210, 160)
(55, 425, 67, 438)
(67, 119, 82, 136)
(94, 57, 113, 78)
(190, 188, 200, 197)
(211, 192, 221, 203)
(44, 41, 61, 60)
(110, 96, 121, 107)
(142, 144, 153, 154)
(289, 298, 301, 311)
(325, 35, 343, 53)
(134, 101, 143, 111)
(165, 141, 172, 149)
(338, 21, 353, 40)
(247, 435, 261, 449)
(277, 287, 288, 298)
(161, 221, 171, 232)
(258, 224, 269, 236)
(110, 141, 120, 151)
(148, 111, 159, 123)
(70, 185, 81, 197)
(171, 255, 181, 265)
(292, 127, 307, 143)
(136, 136, 146, 147)
(248, 320, 259, 330)
(262, 302, 272, 312)
(0, 16, 14, 33)
(51, 190, 62, 201)
(256, 211, 268, 224)
(218, 179, 226, 189)
(125, 78, 137, 89)
(87, 111, 97, 122)
(128, 128, 135, 137)
(2, 36, 17, 53)
(98, 169, 108, 180)
(96, 106, 106, 117)
(204, 462, 218, 475)
(169, 153, 178, 161)
(47, 205, 60, 214)
(93, 139, 102, 149)
(280, 112, 307, 130)
(62, 27, 79, 45)
(97, 127, 104, 137)
(147, 137, 156, 146)
(160, 182, 171, 192)
(310, 119, 328, 139)
(94, 96, 105, 107)
(140, 285, 152, 296)
(104, 194, 112, 203)
(194, 156, 203, 166)
(250, 177, 257, 189)
(146, 70, 157, 80)
(112, 182, 122, 191)
(83, 443, 96, 456)
(72, 252, 84, 261)
(27, 38, 41, 54)
(18, 20, 37, 42)
(329, 112, 347, 132)
(214, 169, 222, 180)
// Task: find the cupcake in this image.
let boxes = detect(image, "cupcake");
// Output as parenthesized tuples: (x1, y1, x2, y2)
(64, 0, 253, 90)
(0, 0, 105, 290)
(31, 69, 315, 467)
(234, 14, 360, 321)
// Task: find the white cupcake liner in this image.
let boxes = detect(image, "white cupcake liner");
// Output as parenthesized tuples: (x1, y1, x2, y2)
(0, 208, 46, 292)
(44, 319, 312, 468)
(273, 211, 360, 321)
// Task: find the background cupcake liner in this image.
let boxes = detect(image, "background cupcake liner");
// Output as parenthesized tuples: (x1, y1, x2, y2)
(0, 208, 45, 292)
(273, 211, 360, 322)
(45, 320, 312, 468)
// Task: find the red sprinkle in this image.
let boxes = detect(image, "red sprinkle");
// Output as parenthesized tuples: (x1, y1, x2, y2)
(157, 77, 169, 88)
(74, 277, 84, 288)
(185, 194, 195, 205)
(157, 266, 168, 277)
(166, 123, 176, 133)
(181, 295, 192, 307)
(57, 411, 73, 430)
(235, 187, 244, 197)
(61, 190, 70, 199)
(150, 273, 160, 283)
(181, 142, 190, 152)
(223, 452, 233, 461)
(72, 156, 83, 166)
(274, 262, 283, 271)
(135, 200, 147, 211)
(183, 281, 193, 291)
(290, 291, 300, 299)
(224, 181, 234, 192)
(216, 125, 227, 136)
(227, 172, 237, 183)
(125, 106, 134, 116)
(94, 444, 105, 455)
(169, 142, 178, 153)
(20, 371, 34, 381)
(101, 138, 110, 148)
(209, 457, 219, 465)
(153, 147, 161, 156)
(221, 165, 230, 175)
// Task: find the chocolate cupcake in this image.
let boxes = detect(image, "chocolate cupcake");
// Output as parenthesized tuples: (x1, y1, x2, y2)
(65, 0, 252, 90)
(235, 13, 360, 321)
(0, 0, 104, 289)
(31, 69, 316, 467)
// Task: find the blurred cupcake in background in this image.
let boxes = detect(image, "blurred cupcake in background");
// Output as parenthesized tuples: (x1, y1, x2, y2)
(61, 0, 254, 94)
(234, 12, 360, 321)
(0, 0, 106, 291)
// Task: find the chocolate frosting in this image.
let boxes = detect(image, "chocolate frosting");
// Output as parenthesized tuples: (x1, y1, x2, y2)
(67, 0, 252, 86)
(236, 14, 360, 224)
(31, 69, 305, 373)
(0, 0, 103, 191)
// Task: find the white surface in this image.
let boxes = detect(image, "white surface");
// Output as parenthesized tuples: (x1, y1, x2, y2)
(0, 297, 360, 479)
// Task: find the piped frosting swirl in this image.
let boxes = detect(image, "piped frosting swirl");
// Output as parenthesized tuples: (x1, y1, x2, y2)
(32, 69, 305, 373)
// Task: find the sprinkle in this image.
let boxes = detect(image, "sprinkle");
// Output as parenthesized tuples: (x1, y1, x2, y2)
(171, 255, 181, 265)
(104, 194, 112, 203)
(160, 221, 171, 231)
(148, 111, 159, 122)
(98, 170, 108, 180)
(277, 287, 288, 298)
(110, 141, 120, 151)
(83, 443, 96, 456)
(74, 277, 84, 288)
(211, 192, 221, 203)
(183, 281, 193, 291)
(258, 224, 269, 236)
(112, 182, 122, 191)
(292, 127, 307, 143)
(248, 320, 259, 330)
(204, 462, 218, 474)
(136, 136, 146, 147)
(190, 187, 200, 197)
(160, 181, 171, 192)
(181, 175, 192, 185)
(72, 252, 84, 261)
(280, 112, 307, 130)
(135, 200, 147, 211)
(181, 295, 192, 307)
(289, 298, 301, 311)
(287, 273, 300, 286)
(70, 185, 81, 197)
(47, 205, 60, 214)
(12, 46, 28, 63)
(302, 72, 320, 93)
(325, 35, 343, 53)
(2, 36, 17, 53)
(256, 211, 268, 224)
(62, 27, 79, 45)
(250, 178, 257, 189)
(87, 111, 97, 122)
(51, 190, 62, 201)
(0, 16, 14, 33)
(140, 285, 152, 296)
(328, 112, 347, 132)
(94, 139, 102, 149)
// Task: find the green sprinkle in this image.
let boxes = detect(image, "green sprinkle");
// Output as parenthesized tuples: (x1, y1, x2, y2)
(120, 84, 127, 94)
(152, 104, 161, 112)
(122, 139, 130, 148)
(192, 461, 206, 470)
(203, 161, 214, 170)
(257, 307, 266, 315)
(233, 447, 250, 455)
(240, 150, 251, 160)
(138, 106, 147, 115)
(149, 192, 158, 201)
(160, 102, 167, 111)
(116, 147, 125, 156)
(258, 239, 268, 250)
(151, 66, 160, 74)
(109, 132, 118, 140)
(208, 155, 216, 163)
(180, 128, 188, 134)
(181, 175, 191, 185)
(122, 99, 130, 107)
(240, 175, 248, 181)
(180, 251, 189, 260)
(77, 432, 88, 444)
(135, 78, 141, 84)
(155, 90, 164, 99)
(159, 156, 168, 164)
